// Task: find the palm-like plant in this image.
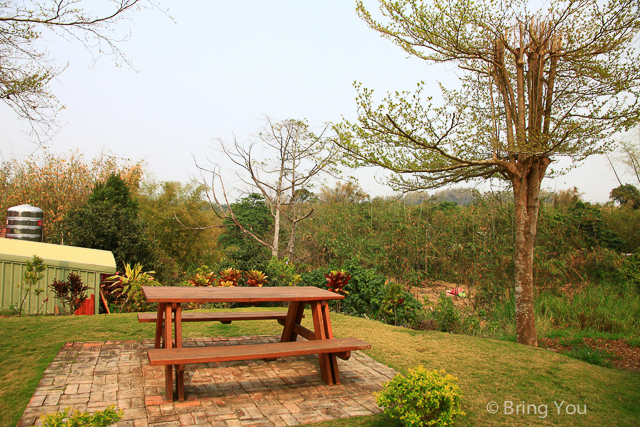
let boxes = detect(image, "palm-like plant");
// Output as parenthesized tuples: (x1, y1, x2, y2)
(107, 263, 159, 312)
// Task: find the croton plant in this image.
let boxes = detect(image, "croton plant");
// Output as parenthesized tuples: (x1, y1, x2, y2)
(325, 270, 351, 294)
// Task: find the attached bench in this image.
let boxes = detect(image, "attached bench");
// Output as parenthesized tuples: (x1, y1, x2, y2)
(137, 311, 292, 325)
(147, 337, 370, 401)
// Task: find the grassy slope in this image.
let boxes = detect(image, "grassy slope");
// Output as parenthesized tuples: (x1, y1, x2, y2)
(0, 310, 638, 427)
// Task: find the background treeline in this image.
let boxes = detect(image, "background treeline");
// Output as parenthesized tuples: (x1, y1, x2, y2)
(2, 151, 639, 338)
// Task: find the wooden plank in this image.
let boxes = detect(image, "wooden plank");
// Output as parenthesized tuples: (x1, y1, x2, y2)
(142, 286, 344, 304)
(277, 319, 315, 341)
(280, 302, 303, 343)
(138, 311, 293, 323)
(147, 337, 370, 366)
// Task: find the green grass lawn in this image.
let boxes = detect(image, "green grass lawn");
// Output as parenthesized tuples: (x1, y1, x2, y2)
(1, 309, 638, 427)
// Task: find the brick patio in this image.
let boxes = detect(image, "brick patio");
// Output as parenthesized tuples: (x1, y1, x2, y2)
(18, 336, 397, 427)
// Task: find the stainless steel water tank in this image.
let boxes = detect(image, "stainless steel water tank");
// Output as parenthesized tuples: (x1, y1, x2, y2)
(6, 204, 44, 241)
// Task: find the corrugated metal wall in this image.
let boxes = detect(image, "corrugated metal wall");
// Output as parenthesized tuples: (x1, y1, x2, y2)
(1, 261, 101, 314)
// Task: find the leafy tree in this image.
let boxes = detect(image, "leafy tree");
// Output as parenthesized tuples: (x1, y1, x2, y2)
(610, 184, 640, 209)
(0, 0, 158, 140)
(201, 118, 339, 259)
(138, 180, 222, 276)
(63, 174, 159, 274)
(218, 194, 273, 271)
(336, 0, 640, 346)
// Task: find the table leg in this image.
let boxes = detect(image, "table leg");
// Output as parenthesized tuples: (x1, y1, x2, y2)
(321, 302, 340, 385)
(281, 301, 305, 343)
(174, 304, 185, 401)
(311, 301, 338, 385)
(164, 303, 173, 402)
(154, 303, 165, 349)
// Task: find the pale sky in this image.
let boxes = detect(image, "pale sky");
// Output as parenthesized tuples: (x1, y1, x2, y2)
(0, 0, 635, 204)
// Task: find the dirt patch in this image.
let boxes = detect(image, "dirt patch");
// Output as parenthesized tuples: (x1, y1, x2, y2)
(539, 337, 640, 372)
(409, 280, 473, 312)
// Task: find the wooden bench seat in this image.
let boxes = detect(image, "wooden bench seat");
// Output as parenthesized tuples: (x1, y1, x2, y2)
(148, 337, 370, 365)
(138, 311, 291, 325)
(148, 337, 370, 400)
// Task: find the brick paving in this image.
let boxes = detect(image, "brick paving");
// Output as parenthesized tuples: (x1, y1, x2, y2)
(18, 336, 397, 427)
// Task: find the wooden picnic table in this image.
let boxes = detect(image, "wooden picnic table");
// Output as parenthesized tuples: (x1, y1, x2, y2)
(142, 286, 369, 402)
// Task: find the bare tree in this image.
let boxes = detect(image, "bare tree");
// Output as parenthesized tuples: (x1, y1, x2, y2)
(0, 0, 163, 141)
(199, 118, 339, 260)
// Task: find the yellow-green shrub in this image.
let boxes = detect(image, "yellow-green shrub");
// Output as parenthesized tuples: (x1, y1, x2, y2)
(376, 366, 464, 427)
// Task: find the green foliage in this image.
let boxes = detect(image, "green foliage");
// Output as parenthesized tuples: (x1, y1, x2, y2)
(568, 201, 624, 250)
(49, 273, 89, 315)
(265, 257, 301, 287)
(376, 367, 464, 427)
(107, 263, 160, 312)
(17, 255, 47, 316)
(218, 194, 272, 271)
(429, 292, 459, 333)
(36, 405, 123, 427)
(301, 260, 423, 327)
(138, 180, 222, 283)
(610, 184, 640, 209)
(0, 150, 144, 244)
(63, 174, 160, 275)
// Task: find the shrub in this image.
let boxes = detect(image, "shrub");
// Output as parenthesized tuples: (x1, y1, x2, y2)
(430, 292, 460, 333)
(265, 257, 301, 287)
(301, 260, 424, 327)
(107, 263, 160, 312)
(217, 268, 242, 287)
(245, 270, 268, 287)
(49, 273, 89, 315)
(376, 366, 464, 427)
(18, 255, 47, 316)
(187, 265, 216, 287)
(36, 405, 123, 427)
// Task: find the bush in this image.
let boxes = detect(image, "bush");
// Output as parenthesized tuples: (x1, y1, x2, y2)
(376, 366, 464, 427)
(36, 405, 123, 427)
(265, 257, 301, 287)
(49, 273, 89, 315)
(107, 263, 160, 312)
(300, 259, 424, 327)
(430, 292, 460, 333)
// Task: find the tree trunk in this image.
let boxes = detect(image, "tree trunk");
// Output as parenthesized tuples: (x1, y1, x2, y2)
(286, 222, 296, 260)
(510, 156, 550, 347)
(272, 204, 280, 258)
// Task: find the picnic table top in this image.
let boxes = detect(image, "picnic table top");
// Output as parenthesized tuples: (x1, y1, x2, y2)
(142, 286, 345, 303)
